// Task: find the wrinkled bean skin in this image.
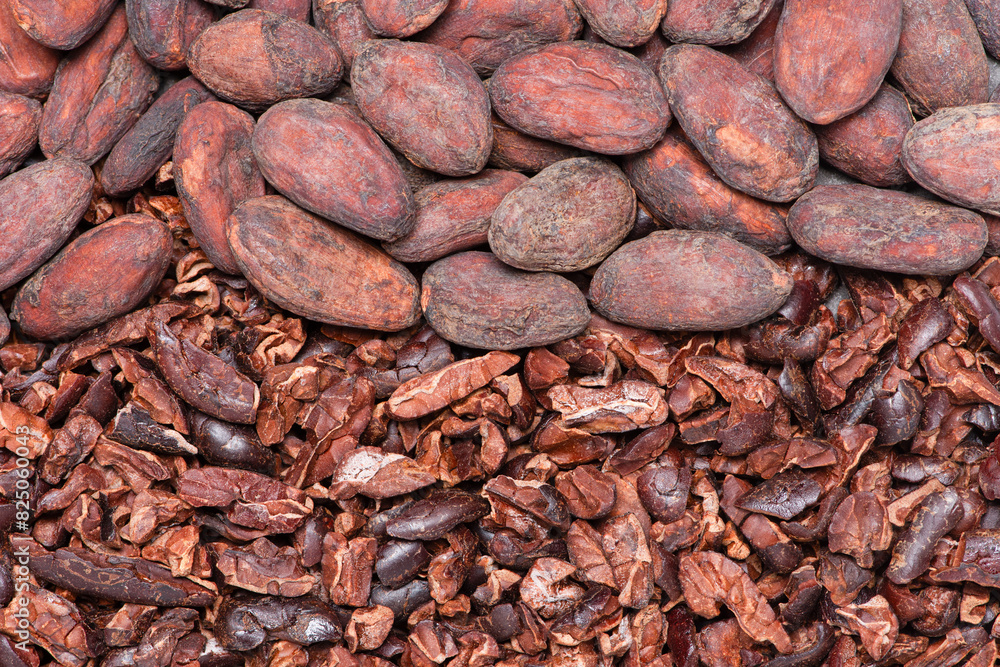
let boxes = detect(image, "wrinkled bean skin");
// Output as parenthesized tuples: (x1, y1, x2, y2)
(887, 489, 964, 584)
(10, 215, 173, 340)
(659, 44, 818, 202)
(102, 77, 216, 196)
(253, 98, 416, 242)
(361, 0, 446, 37)
(967, 0, 1000, 58)
(174, 100, 266, 274)
(227, 196, 421, 331)
(787, 184, 988, 275)
(312, 0, 376, 71)
(661, 0, 777, 46)
(0, 159, 93, 292)
(488, 113, 587, 172)
(126, 0, 215, 71)
(420, 251, 591, 349)
(773, 0, 902, 124)
(490, 40, 670, 155)
(0, 92, 41, 178)
(187, 9, 343, 111)
(573, 0, 666, 47)
(247, 0, 309, 19)
(722, 0, 782, 81)
(0, 0, 60, 97)
(38, 6, 160, 165)
(352, 40, 493, 177)
(489, 157, 636, 272)
(11, 0, 118, 50)
(621, 128, 792, 255)
(590, 230, 793, 331)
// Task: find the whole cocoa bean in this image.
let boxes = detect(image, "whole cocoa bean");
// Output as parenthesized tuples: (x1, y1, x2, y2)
(590, 230, 793, 331)
(384, 169, 528, 263)
(488, 113, 587, 173)
(902, 104, 1000, 215)
(205, 0, 248, 6)
(11, 0, 118, 50)
(38, 6, 160, 165)
(352, 40, 492, 177)
(621, 128, 792, 255)
(661, 0, 777, 45)
(0, 0, 59, 97)
(0, 158, 93, 291)
(773, 0, 902, 124)
(419, 0, 583, 75)
(102, 77, 216, 197)
(361, 0, 446, 37)
(488, 157, 636, 272)
(420, 251, 590, 349)
(722, 0, 782, 81)
(10, 214, 173, 340)
(0, 91, 42, 178)
(787, 184, 988, 275)
(490, 40, 670, 155)
(253, 98, 415, 242)
(313, 0, 377, 70)
(659, 44, 817, 202)
(226, 196, 421, 331)
(187, 9, 342, 111)
(126, 0, 215, 71)
(174, 100, 266, 275)
(967, 0, 1000, 59)
(572, 0, 665, 47)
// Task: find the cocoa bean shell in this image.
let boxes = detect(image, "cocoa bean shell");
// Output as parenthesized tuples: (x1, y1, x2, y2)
(0, 0, 60, 97)
(572, 0, 666, 47)
(661, 0, 777, 45)
(488, 113, 587, 172)
(787, 184, 988, 275)
(967, 0, 1000, 59)
(0, 91, 42, 179)
(490, 40, 670, 155)
(488, 157, 636, 272)
(253, 97, 415, 242)
(226, 195, 421, 331)
(721, 0, 782, 81)
(246, 0, 310, 19)
(361, 0, 447, 37)
(11, 0, 118, 50)
(589, 230, 793, 331)
(420, 251, 590, 349)
(312, 0, 377, 70)
(10, 214, 173, 340)
(126, 0, 215, 71)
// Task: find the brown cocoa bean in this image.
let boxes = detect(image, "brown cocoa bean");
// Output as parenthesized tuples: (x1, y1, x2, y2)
(659, 44, 817, 202)
(0, 158, 93, 291)
(490, 40, 670, 155)
(0, 0, 60, 97)
(721, 0, 782, 81)
(384, 169, 527, 263)
(361, 0, 446, 37)
(252, 97, 415, 242)
(661, 0, 777, 45)
(787, 184, 988, 275)
(38, 6, 159, 165)
(902, 103, 1000, 215)
(572, 0, 666, 47)
(126, 0, 215, 71)
(420, 251, 590, 350)
(419, 0, 583, 75)
(205, 0, 248, 6)
(226, 196, 421, 331)
(488, 113, 587, 172)
(174, 100, 266, 275)
(11, 0, 117, 50)
(10, 214, 173, 340)
(247, 0, 309, 19)
(966, 0, 1000, 58)
(488, 157, 636, 272)
(590, 230, 793, 331)
(0, 91, 42, 178)
(890, 0, 988, 114)
(313, 0, 377, 70)
(814, 84, 914, 187)
(102, 77, 216, 197)
(621, 128, 792, 255)
(352, 40, 492, 177)
(187, 9, 342, 111)
(773, 0, 902, 124)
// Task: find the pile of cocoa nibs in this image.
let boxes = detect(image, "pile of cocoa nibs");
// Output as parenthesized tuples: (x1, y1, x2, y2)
(7, 0, 1000, 666)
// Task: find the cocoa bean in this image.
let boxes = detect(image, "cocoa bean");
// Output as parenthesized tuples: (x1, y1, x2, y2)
(247, 0, 309, 19)
(0, 0, 60, 97)
(572, 0, 666, 47)
(313, 0, 377, 70)
(126, 0, 215, 71)
(661, 0, 777, 46)
(721, 0, 782, 81)
(11, 0, 118, 50)
(488, 113, 587, 173)
(0, 91, 42, 178)
(361, 0, 446, 37)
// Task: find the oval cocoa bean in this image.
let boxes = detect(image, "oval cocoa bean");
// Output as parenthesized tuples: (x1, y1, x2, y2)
(226, 195, 421, 331)
(722, 0, 782, 81)
(621, 128, 792, 255)
(0, 0, 60, 97)
(10, 214, 173, 340)
(488, 157, 636, 272)
(0, 158, 93, 291)
(103, 77, 216, 197)
(38, 6, 160, 165)
(773, 0, 901, 124)
(187, 9, 342, 111)
(174, 100, 266, 275)
(361, 0, 446, 37)
(967, 0, 1000, 59)
(488, 113, 587, 173)
(661, 0, 777, 45)
(126, 0, 215, 71)
(0, 91, 42, 179)
(659, 44, 817, 202)
(253, 98, 415, 242)
(11, 0, 118, 50)
(246, 0, 310, 20)
(313, 0, 376, 70)
(573, 0, 665, 47)
(590, 230, 793, 331)
(421, 251, 590, 349)
(384, 169, 528, 263)
(787, 184, 988, 275)
(490, 40, 670, 155)
(902, 103, 1000, 216)
(352, 40, 492, 177)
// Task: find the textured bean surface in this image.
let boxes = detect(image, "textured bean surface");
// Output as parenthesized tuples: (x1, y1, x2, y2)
(361, 0, 446, 37)
(0, 0, 60, 97)
(573, 0, 665, 47)
(661, 0, 777, 45)
(11, 0, 118, 49)
(126, 0, 215, 71)
(0, 91, 41, 179)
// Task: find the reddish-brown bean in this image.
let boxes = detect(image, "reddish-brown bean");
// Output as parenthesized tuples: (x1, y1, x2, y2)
(247, 0, 310, 19)
(0, 0, 60, 97)
(361, 0, 446, 37)
(721, 0, 782, 81)
(488, 113, 587, 172)
(573, 0, 666, 47)
(313, 0, 377, 70)
(126, 0, 215, 71)
(11, 0, 118, 50)
(0, 91, 41, 178)
(661, 0, 777, 45)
